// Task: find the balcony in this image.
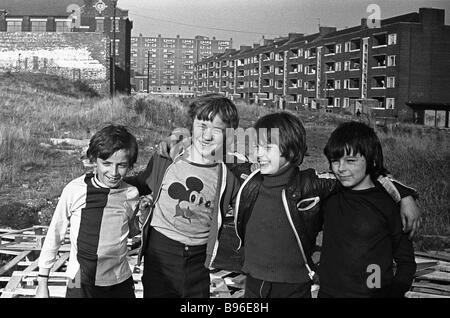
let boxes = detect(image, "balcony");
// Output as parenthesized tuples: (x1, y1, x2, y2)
(372, 55, 386, 68)
(324, 44, 335, 55)
(350, 58, 361, 70)
(325, 62, 335, 73)
(373, 33, 387, 48)
(349, 78, 360, 89)
(372, 76, 386, 89)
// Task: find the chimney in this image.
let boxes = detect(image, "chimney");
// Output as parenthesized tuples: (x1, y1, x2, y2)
(319, 26, 337, 36)
(288, 33, 304, 39)
(361, 18, 368, 30)
(419, 8, 444, 29)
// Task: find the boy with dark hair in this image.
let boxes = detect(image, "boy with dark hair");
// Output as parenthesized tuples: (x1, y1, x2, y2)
(233, 112, 418, 298)
(318, 121, 416, 298)
(125, 93, 241, 298)
(36, 125, 140, 298)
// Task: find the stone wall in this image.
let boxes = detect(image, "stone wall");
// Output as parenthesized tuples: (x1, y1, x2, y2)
(0, 32, 109, 94)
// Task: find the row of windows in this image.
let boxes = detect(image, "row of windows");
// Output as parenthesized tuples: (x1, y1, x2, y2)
(199, 75, 396, 90)
(4, 19, 116, 33)
(202, 33, 398, 69)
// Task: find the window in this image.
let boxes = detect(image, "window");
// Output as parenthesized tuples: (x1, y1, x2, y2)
(386, 98, 395, 109)
(388, 34, 397, 45)
(334, 98, 340, 107)
(344, 41, 351, 52)
(373, 33, 387, 46)
(387, 76, 395, 88)
(304, 97, 309, 105)
(111, 18, 120, 32)
(387, 55, 396, 67)
(343, 79, 350, 89)
(96, 19, 104, 33)
(335, 80, 341, 90)
(6, 20, 22, 32)
(31, 20, 46, 32)
(56, 20, 71, 32)
(335, 43, 342, 54)
(344, 61, 350, 71)
(343, 98, 350, 108)
(335, 62, 341, 72)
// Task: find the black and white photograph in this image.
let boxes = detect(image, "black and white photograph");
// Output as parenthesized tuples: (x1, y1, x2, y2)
(0, 0, 449, 307)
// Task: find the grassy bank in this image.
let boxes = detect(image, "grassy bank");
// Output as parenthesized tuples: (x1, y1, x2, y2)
(0, 73, 448, 243)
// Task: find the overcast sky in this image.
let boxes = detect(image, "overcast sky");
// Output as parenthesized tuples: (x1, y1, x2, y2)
(119, 0, 450, 47)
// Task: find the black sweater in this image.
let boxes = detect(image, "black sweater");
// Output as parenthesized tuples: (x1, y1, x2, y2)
(242, 164, 311, 283)
(318, 184, 416, 298)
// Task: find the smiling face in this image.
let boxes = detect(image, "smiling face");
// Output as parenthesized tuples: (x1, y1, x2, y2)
(95, 149, 130, 188)
(255, 142, 289, 175)
(190, 114, 228, 164)
(331, 151, 374, 190)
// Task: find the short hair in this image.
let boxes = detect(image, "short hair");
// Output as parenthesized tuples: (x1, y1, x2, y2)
(323, 121, 388, 179)
(188, 93, 239, 129)
(254, 111, 307, 165)
(87, 125, 138, 169)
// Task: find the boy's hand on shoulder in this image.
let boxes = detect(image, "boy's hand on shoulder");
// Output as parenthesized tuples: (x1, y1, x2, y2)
(139, 195, 154, 214)
(400, 196, 421, 239)
(157, 128, 191, 160)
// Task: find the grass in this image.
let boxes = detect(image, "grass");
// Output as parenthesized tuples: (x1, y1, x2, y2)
(0, 72, 448, 248)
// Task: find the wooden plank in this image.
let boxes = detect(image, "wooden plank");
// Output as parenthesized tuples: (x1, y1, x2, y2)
(210, 270, 232, 279)
(230, 289, 245, 298)
(0, 244, 70, 252)
(413, 280, 450, 291)
(436, 264, 450, 273)
(411, 287, 450, 296)
(50, 253, 70, 272)
(23, 259, 40, 273)
(0, 273, 23, 298)
(406, 291, 450, 298)
(0, 250, 22, 256)
(13, 285, 67, 298)
(415, 251, 450, 262)
(210, 278, 232, 298)
(415, 270, 450, 283)
(0, 250, 32, 276)
(0, 227, 35, 238)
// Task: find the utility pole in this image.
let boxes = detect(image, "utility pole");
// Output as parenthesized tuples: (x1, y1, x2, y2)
(111, 0, 117, 96)
(147, 51, 150, 93)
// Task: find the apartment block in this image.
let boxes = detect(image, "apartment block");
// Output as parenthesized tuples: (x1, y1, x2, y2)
(195, 8, 450, 127)
(131, 34, 232, 95)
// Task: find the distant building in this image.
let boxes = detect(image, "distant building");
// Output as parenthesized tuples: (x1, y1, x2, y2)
(131, 34, 232, 95)
(196, 8, 450, 127)
(0, 0, 132, 94)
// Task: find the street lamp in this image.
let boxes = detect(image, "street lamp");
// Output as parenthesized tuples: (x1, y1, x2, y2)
(111, 0, 117, 96)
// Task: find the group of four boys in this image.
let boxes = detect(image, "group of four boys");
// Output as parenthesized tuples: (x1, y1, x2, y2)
(36, 93, 419, 298)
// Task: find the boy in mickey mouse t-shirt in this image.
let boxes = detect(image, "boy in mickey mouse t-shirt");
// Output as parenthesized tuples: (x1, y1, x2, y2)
(125, 94, 241, 298)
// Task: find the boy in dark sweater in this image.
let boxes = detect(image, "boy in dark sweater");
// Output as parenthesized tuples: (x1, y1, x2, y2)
(318, 121, 416, 298)
(233, 112, 418, 298)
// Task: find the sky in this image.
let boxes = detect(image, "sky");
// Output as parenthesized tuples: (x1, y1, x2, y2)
(119, 0, 450, 48)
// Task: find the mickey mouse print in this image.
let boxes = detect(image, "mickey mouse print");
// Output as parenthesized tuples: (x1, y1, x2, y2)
(149, 158, 219, 246)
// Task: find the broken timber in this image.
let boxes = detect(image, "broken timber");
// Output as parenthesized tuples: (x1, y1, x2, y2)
(2, 226, 449, 298)
(0, 226, 245, 298)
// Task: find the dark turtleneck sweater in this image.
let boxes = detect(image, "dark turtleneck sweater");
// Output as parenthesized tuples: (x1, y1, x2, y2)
(242, 164, 311, 283)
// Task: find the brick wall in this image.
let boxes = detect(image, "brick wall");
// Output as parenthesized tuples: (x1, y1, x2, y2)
(0, 32, 109, 94)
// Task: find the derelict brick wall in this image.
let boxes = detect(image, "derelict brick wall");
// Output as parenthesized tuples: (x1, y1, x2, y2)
(0, 32, 110, 94)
